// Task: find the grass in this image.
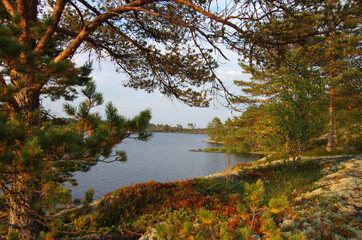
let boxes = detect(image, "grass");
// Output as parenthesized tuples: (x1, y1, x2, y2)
(203, 147, 227, 153)
(239, 159, 325, 201)
(203, 147, 254, 154)
(304, 147, 361, 157)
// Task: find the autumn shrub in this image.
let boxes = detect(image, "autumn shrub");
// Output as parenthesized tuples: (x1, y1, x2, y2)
(155, 180, 303, 240)
(60, 178, 246, 235)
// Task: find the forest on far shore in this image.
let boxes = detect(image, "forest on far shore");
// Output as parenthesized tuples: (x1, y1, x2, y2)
(147, 123, 206, 134)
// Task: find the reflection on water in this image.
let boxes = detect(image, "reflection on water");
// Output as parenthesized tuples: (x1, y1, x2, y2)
(68, 132, 262, 199)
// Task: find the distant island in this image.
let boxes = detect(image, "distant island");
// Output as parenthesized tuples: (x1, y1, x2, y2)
(147, 123, 206, 134)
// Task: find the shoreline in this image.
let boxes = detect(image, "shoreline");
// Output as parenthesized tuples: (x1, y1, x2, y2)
(203, 139, 224, 144)
(63, 153, 361, 240)
(190, 147, 268, 155)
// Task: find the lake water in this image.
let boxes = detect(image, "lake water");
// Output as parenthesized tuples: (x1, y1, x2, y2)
(68, 132, 262, 199)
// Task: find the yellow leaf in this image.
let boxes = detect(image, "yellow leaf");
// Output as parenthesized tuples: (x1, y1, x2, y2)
(270, 208, 281, 214)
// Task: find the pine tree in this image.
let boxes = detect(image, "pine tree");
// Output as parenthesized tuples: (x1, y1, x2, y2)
(206, 117, 225, 141)
(233, 0, 360, 153)
(223, 105, 266, 153)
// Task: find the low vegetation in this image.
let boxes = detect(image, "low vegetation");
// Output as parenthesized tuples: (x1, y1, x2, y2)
(203, 147, 249, 154)
(25, 154, 360, 239)
(238, 159, 325, 201)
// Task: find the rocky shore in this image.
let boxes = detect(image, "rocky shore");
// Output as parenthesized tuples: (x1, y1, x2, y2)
(71, 154, 362, 239)
(206, 154, 362, 239)
(205, 154, 361, 217)
(279, 155, 362, 239)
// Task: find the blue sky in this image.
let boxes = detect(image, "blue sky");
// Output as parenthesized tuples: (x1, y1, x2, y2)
(42, 49, 251, 128)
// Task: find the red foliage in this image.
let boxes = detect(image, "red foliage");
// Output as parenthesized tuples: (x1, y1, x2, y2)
(95, 179, 244, 227)
(228, 217, 239, 231)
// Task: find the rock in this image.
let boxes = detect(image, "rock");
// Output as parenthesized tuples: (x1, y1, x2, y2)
(139, 227, 158, 240)
(301, 156, 362, 218)
(281, 219, 295, 230)
(250, 235, 261, 240)
(190, 149, 203, 152)
(337, 145, 357, 151)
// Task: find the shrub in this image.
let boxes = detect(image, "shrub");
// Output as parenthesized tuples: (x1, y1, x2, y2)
(155, 180, 300, 240)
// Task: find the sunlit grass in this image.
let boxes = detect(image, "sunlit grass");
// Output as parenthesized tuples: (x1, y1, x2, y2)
(239, 160, 324, 201)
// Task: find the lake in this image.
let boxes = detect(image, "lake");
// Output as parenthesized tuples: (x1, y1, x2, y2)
(68, 132, 262, 199)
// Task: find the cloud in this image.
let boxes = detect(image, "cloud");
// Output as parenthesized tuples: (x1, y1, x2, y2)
(73, 55, 88, 67)
(217, 70, 251, 82)
(217, 70, 245, 77)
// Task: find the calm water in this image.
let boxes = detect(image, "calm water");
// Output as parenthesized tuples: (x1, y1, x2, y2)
(68, 132, 261, 199)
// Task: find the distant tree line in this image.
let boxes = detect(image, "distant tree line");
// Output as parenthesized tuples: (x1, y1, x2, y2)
(148, 123, 206, 134)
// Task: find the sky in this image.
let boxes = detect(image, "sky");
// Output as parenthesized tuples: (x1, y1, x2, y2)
(42, 49, 251, 129)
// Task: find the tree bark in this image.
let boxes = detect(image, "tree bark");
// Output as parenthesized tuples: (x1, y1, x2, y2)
(345, 96, 353, 145)
(9, 72, 41, 119)
(8, 174, 43, 240)
(7, 72, 43, 239)
(326, 88, 335, 152)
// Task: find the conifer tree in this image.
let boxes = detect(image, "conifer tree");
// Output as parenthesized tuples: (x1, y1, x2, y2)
(233, 0, 360, 152)
(206, 117, 225, 141)
(223, 105, 266, 153)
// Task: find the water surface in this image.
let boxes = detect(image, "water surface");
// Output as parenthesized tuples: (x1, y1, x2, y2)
(69, 132, 261, 199)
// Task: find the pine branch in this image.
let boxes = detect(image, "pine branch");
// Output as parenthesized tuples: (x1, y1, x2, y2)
(1, 0, 15, 16)
(35, 0, 69, 53)
(53, 0, 157, 63)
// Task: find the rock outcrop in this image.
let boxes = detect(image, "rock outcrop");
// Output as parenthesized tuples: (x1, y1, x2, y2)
(302, 155, 361, 218)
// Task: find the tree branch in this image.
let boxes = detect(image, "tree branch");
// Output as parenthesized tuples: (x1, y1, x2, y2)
(170, 0, 254, 41)
(53, 0, 157, 63)
(56, 26, 138, 59)
(16, 0, 38, 45)
(1, 0, 16, 16)
(35, 0, 69, 53)
(68, 0, 85, 30)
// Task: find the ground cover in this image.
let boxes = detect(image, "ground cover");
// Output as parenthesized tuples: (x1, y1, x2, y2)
(1, 155, 361, 239)
(46, 179, 246, 239)
(238, 159, 325, 201)
(202, 147, 248, 154)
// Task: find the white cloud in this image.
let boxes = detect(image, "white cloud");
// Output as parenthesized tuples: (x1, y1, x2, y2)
(217, 70, 246, 77)
(216, 70, 251, 82)
(72, 55, 88, 67)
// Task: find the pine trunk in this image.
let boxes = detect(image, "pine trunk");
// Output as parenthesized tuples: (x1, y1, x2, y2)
(346, 98, 352, 145)
(11, 72, 41, 115)
(8, 175, 43, 240)
(7, 73, 43, 239)
(326, 88, 335, 152)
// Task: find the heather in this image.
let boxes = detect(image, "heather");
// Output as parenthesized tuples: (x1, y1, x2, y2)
(37, 155, 361, 239)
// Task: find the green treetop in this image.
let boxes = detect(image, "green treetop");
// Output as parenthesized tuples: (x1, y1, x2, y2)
(206, 117, 225, 141)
